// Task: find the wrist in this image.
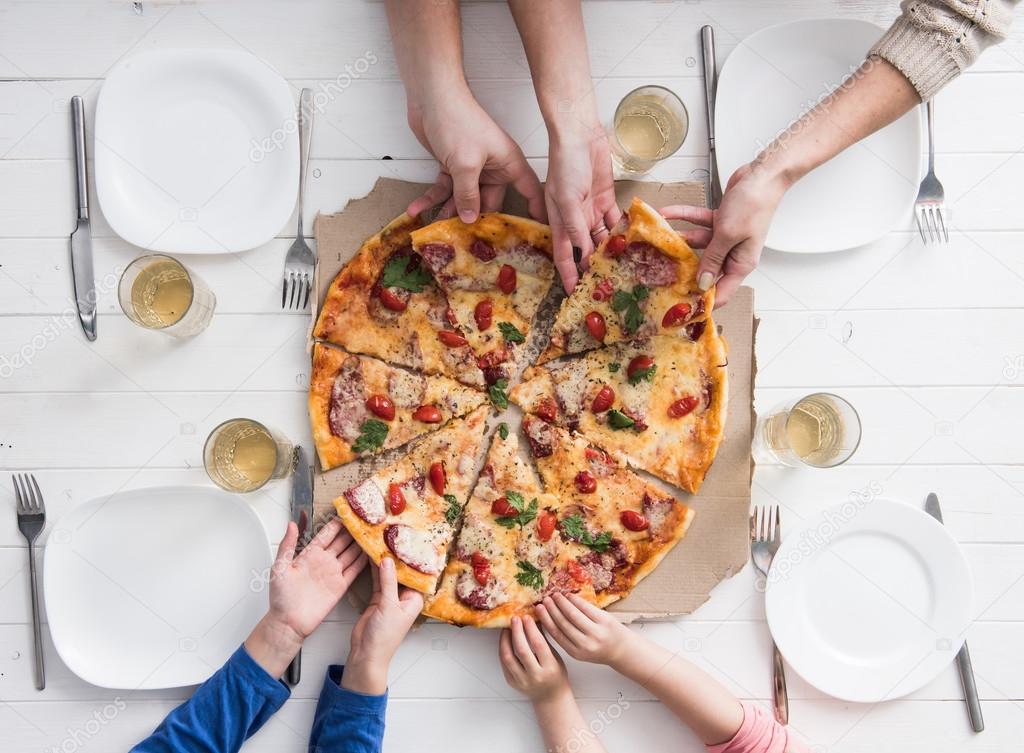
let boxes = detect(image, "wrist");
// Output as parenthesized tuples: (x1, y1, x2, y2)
(244, 613, 303, 679)
(531, 683, 577, 716)
(342, 649, 390, 696)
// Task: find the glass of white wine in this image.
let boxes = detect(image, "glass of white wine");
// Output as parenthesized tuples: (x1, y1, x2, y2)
(118, 254, 215, 337)
(755, 393, 862, 468)
(204, 419, 293, 493)
(609, 85, 689, 174)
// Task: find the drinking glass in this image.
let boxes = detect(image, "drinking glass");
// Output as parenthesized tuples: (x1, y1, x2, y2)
(609, 85, 689, 174)
(118, 254, 215, 337)
(204, 419, 293, 493)
(754, 393, 862, 468)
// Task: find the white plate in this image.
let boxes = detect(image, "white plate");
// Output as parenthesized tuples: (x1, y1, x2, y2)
(44, 486, 271, 689)
(715, 19, 921, 253)
(95, 49, 298, 253)
(764, 499, 972, 702)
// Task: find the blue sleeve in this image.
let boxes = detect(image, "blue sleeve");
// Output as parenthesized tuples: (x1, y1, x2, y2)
(308, 665, 387, 753)
(130, 645, 291, 753)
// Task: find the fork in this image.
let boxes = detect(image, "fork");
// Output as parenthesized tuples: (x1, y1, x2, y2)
(14, 473, 46, 690)
(914, 99, 949, 244)
(750, 504, 788, 725)
(282, 87, 316, 310)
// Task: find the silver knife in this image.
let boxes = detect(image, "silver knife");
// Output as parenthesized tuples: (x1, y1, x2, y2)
(69, 96, 97, 341)
(700, 26, 723, 209)
(285, 446, 313, 686)
(925, 492, 984, 732)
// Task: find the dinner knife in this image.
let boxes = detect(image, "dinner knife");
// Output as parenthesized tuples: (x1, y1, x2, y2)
(925, 492, 984, 732)
(285, 446, 313, 686)
(699, 26, 723, 209)
(69, 96, 97, 341)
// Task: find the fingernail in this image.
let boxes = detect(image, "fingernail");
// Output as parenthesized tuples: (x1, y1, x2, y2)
(382, 557, 393, 571)
(459, 209, 477, 223)
(698, 272, 714, 291)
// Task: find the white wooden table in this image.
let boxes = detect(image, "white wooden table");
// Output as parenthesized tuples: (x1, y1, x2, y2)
(2, 1, 1023, 750)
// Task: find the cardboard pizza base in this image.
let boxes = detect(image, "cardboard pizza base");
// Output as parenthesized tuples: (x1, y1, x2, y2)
(310, 177, 752, 622)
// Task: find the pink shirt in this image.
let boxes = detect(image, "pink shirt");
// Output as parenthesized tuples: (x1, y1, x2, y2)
(706, 702, 808, 753)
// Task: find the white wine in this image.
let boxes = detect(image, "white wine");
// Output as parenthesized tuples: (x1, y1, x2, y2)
(129, 258, 194, 327)
(758, 393, 861, 468)
(118, 254, 216, 337)
(204, 419, 291, 493)
(610, 87, 688, 174)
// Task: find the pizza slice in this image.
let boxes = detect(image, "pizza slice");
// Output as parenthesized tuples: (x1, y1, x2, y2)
(411, 213, 555, 389)
(309, 343, 488, 471)
(333, 406, 488, 594)
(540, 197, 714, 363)
(313, 213, 484, 388)
(520, 415, 695, 608)
(510, 334, 727, 493)
(423, 430, 599, 628)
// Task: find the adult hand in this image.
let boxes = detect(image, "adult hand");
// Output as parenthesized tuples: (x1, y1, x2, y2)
(342, 557, 424, 695)
(535, 593, 634, 668)
(406, 90, 545, 224)
(499, 615, 571, 703)
(245, 518, 367, 677)
(660, 161, 789, 307)
(546, 127, 621, 292)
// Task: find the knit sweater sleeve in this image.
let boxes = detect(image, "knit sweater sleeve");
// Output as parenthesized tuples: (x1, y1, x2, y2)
(870, 1, 1020, 100)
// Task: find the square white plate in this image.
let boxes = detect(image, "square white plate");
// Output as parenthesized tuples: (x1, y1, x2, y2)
(95, 49, 298, 253)
(44, 486, 272, 689)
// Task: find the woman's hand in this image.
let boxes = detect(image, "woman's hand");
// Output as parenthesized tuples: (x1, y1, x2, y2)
(499, 615, 571, 703)
(545, 125, 621, 293)
(342, 557, 424, 695)
(406, 90, 545, 224)
(660, 162, 789, 308)
(245, 518, 367, 677)
(535, 593, 635, 668)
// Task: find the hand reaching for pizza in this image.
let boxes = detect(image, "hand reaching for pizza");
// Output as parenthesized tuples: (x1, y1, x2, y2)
(660, 161, 788, 308)
(342, 556, 424, 695)
(406, 89, 546, 225)
(244, 518, 367, 678)
(545, 127, 621, 293)
(499, 615, 570, 703)
(535, 593, 634, 667)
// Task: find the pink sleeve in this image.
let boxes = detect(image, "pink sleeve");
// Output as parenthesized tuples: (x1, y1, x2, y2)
(706, 702, 809, 753)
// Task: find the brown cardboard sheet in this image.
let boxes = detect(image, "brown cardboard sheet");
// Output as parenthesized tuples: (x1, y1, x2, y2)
(310, 178, 752, 621)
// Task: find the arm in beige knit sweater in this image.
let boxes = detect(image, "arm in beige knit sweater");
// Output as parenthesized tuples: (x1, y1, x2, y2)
(873, 0, 1020, 100)
(660, 1, 1018, 306)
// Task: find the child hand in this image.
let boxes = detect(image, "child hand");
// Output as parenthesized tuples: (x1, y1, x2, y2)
(343, 557, 424, 695)
(499, 615, 570, 703)
(535, 592, 633, 667)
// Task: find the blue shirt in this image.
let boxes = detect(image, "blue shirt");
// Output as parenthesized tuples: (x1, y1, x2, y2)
(129, 646, 387, 753)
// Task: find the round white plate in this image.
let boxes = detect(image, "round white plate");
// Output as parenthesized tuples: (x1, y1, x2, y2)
(715, 19, 921, 253)
(44, 486, 271, 689)
(765, 499, 972, 703)
(95, 49, 298, 253)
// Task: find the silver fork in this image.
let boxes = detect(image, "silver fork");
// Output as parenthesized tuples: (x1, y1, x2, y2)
(282, 87, 316, 310)
(914, 99, 949, 244)
(14, 473, 46, 690)
(750, 504, 788, 725)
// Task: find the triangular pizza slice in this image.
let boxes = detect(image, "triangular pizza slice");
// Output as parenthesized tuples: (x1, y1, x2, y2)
(309, 343, 488, 471)
(519, 415, 695, 608)
(540, 197, 714, 363)
(411, 213, 555, 388)
(423, 430, 599, 628)
(510, 334, 727, 494)
(313, 213, 484, 388)
(333, 406, 488, 593)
